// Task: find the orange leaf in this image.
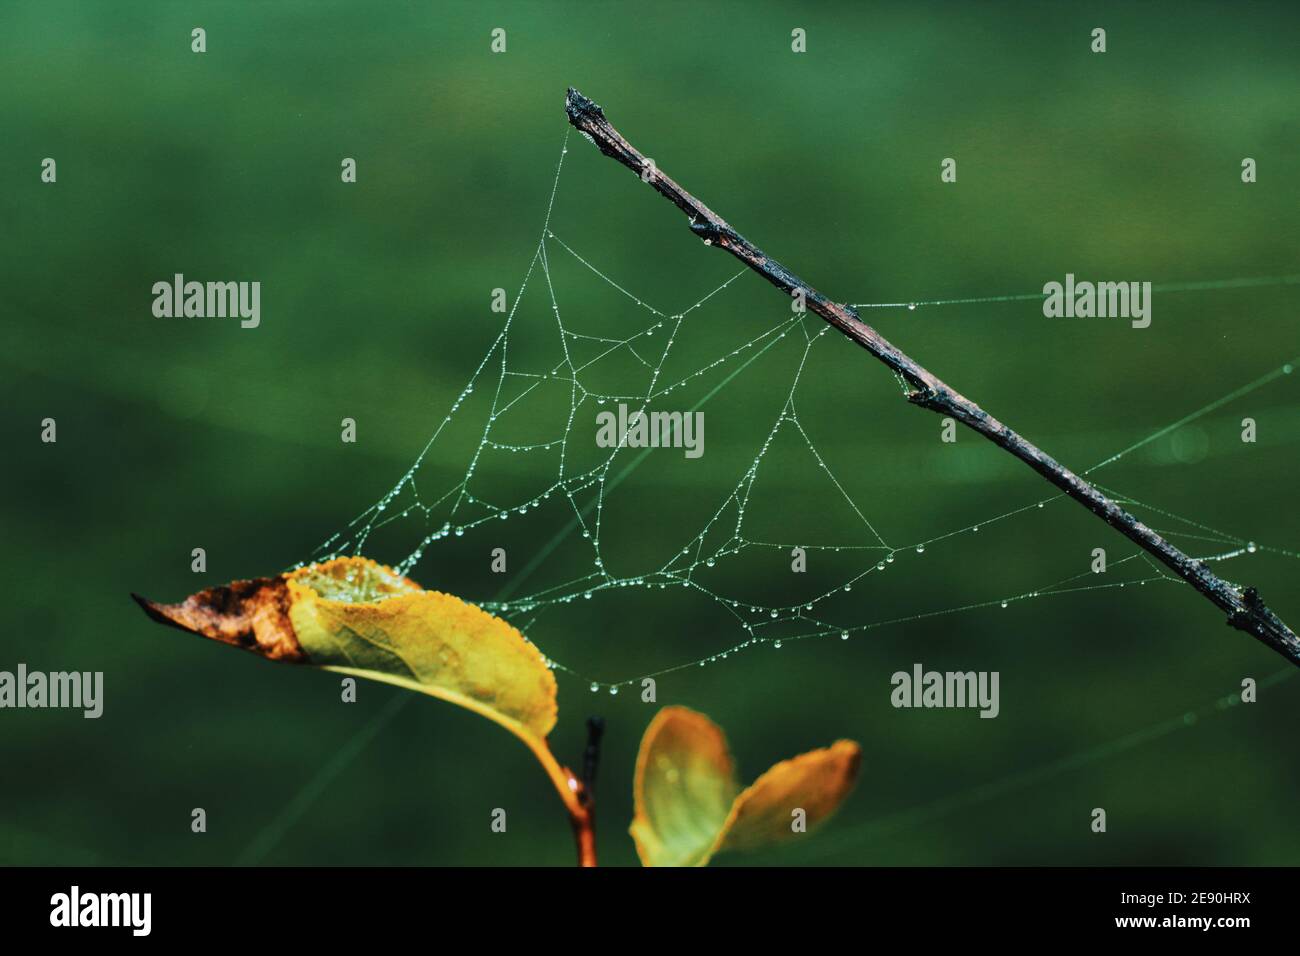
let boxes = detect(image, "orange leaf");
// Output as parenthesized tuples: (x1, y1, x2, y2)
(717, 740, 862, 853)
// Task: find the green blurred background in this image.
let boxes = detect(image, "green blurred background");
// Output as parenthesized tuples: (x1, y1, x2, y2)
(2, 0, 1298, 867)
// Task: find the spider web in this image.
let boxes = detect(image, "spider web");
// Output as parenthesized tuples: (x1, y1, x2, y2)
(301, 127, 1299, 695)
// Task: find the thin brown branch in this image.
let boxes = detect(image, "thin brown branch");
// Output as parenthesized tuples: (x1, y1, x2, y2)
(564, 87, 1300, 667)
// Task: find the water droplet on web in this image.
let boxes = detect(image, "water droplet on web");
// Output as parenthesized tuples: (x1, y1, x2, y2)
(769, 609, 778, 618)
(840, 631, 849, 640)
(1000, 601, 1008, 608)
(773, 641, 782, 649)
(1247, 541, 1257, 553)
(705, 557, 715, 567)
(907, 303, 917, 311)
(609, 686, 618, 695)
(915, 544, 926, 553)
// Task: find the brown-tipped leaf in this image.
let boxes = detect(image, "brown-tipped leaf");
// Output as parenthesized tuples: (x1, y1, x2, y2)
(134, 557, 558, 744)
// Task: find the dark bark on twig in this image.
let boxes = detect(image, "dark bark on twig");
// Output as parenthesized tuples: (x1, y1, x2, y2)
(564, 717, 604, 867)
(582, 716, 605, 800)
(564, 87, 1300, 667)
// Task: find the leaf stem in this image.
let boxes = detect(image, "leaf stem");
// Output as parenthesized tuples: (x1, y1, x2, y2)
(528, 723, 601, 867)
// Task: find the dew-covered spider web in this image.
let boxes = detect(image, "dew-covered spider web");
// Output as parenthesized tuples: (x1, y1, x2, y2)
(301, 126, 1300, 698)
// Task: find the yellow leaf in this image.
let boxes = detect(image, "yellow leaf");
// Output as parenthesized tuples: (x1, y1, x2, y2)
(133, 556, 564, 798)
(285, 559, 557, 741)
(630, 706, 861, 867)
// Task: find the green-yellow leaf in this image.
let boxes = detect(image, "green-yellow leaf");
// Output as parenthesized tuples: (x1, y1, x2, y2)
(630, 707, 740, 867)
(630, 705, 861, 867)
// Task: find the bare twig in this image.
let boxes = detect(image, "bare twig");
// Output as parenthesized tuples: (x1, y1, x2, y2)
(564, 87, 1300, 667)
(582, 716, 605, 799)
(562, 717, 604, 867)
